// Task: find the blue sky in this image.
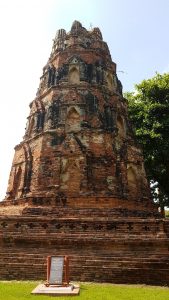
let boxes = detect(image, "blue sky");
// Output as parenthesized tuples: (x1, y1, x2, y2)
(0, 0, 168, 199)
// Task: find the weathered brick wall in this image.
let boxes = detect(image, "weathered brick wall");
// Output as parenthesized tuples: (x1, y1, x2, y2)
(5, 21, 152, 207)
(0, 212, 169, 284)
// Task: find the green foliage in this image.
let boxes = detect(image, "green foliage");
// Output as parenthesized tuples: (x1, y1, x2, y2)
(165, 210, 169, 218)
(0, 281, 169, 300)
(125, 73, 169, 209)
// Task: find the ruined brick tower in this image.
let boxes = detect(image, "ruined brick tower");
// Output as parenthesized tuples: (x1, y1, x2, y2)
(0, 21, 169, 284)
(5, 20, 151, 207)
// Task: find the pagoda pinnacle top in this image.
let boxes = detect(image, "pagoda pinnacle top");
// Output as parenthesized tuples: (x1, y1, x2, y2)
(50, 20, 107, 58)
(70, 20, 84, 33)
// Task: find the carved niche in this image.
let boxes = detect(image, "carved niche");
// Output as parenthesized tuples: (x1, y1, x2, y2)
(117, 115, 126, 138)
(65, 107, 81, 133)
(86, 155, 115, 193)
(60, 157, 82, 193)
(69, 66, 80, 84)
(127, 165, 138, 199)
(68, 56, 94, 83)
(68, 56, 83, 84)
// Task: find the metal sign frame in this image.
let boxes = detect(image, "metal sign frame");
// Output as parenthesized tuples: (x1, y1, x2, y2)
(45, 255, 69, 287)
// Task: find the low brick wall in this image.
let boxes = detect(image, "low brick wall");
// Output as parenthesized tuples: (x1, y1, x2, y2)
(0, 207, 169, 285)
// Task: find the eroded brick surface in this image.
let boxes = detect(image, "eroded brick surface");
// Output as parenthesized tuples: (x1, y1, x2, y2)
(5, 22, 152, 205)
(0, 21, 169, 284)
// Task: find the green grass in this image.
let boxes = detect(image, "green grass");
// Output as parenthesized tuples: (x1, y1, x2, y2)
(0, 281, 169, 300)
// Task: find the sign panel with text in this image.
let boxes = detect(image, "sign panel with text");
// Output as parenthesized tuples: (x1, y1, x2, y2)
(46, 256, 69, 286)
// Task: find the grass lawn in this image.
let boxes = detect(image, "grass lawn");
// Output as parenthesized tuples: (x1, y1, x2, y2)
(0, 281, 169, 300)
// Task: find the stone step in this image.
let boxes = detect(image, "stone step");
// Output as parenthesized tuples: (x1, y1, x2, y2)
(0, 261, 168, 285)
(0, 253, 169, 264)
(0, 251, 169, 258)
(22, 207, 161, 218)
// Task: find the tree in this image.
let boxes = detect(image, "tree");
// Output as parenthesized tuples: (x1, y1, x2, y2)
(125, 73, 169, 212)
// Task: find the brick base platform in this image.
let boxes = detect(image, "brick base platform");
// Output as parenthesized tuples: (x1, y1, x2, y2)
(0, 201, 169, 286)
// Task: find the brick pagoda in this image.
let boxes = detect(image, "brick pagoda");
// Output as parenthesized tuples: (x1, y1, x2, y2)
(0, 21, 169, 285)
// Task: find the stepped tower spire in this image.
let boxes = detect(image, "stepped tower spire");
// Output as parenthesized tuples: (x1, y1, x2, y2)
(5, 21, 152, 210)
(1, 21, 168, 285)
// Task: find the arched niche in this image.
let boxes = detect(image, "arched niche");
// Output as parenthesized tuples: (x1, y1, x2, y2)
(65, 107, 81, 132)
(127, 166, 138, 198)
(60, 158, 82, 193)
(127, 167, 137, 185)
(106, 73, 113, 90)
(69, 66, 80, 84)
(117, 115, 126, 138)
